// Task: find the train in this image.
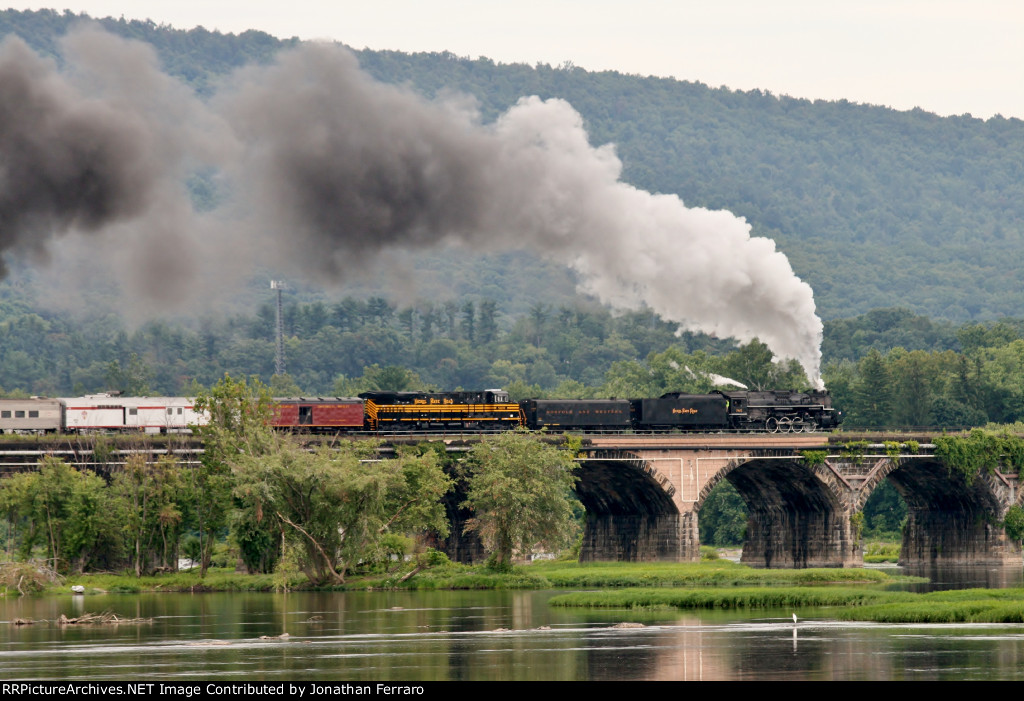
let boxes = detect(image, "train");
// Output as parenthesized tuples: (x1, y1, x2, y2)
(0, 389, 841, 434)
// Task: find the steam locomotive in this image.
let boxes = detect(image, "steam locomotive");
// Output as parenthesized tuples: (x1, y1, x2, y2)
(0, 389, 840, 434)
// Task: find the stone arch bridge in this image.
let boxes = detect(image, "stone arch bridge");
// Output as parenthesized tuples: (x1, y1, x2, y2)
(573, 434, 1022, 568)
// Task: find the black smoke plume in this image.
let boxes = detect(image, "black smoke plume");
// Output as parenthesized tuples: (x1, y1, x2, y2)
(0, 36, 157, 272)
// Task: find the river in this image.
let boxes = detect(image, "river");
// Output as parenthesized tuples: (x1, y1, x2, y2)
(3, 567, 1024, 681)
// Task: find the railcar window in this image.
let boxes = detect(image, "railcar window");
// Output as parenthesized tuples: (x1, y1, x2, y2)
(129, 408, 138, 416)
(15, 411, 24, 418)
(1, 411, 9, 418)
(28, 411, 38, 418)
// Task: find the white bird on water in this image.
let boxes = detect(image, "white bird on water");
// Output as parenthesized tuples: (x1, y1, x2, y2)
(792, 613, 798, 624)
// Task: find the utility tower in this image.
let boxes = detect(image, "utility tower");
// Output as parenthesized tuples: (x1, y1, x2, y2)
(270, 280, 286, 376)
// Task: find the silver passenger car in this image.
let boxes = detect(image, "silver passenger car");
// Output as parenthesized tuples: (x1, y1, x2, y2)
(0, 398, 64, 433)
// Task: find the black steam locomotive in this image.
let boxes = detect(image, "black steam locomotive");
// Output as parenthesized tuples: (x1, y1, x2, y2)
(520, 389, 841, 433)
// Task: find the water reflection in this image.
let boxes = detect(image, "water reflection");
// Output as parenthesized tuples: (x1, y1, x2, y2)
(898, 564, 1024, 591)
(1, 576, 1023, 680)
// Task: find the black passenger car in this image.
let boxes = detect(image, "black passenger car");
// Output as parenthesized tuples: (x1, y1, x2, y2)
(521, 399, 632, 431)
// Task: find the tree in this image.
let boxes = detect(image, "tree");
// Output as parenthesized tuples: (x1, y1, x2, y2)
(528, 302, 549, 347)
(110, 454, 184, 577)
(0, 457, 120, 574)
(888, 350, 933, 426)
(461, 301, 476, 342)
(698, 480, 747, 546)
(719, 339, 775, 390)
(105, 353, 153, 395)
(332, 364, 427, 395)
(231, 440, 451, 584)
(718, 339, 809, 390)
(191, 374, 276, 576)
(861, 480, 907, 540)
(463, 430, 579, 568)
(197, 375, 451, 584)
(851, 349, 893, 427)
(478, 300, 498, 343)
(269, 373, 302, 397)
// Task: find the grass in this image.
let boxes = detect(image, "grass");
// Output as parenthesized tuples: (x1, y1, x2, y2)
(549, 586, 910, 610)
(312, 559, 918, 591)
(549, 582, 1024, 624)
(863, 541, 901, 564)
(46, 559, 917, 595)
(521, 559, 908, 588)
(837, 588, 1024, 623)
(63, 568, 281, 594)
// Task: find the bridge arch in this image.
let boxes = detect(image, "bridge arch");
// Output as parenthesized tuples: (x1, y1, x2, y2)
(705, 456, 857, 568)
(576, 451, 689, 561)
(865, 457, 1020, 565)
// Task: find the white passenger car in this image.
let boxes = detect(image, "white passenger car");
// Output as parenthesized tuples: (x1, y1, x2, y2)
(60, 394, 208, 433)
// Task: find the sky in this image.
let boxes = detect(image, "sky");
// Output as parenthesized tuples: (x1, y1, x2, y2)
(10, 1, 1024, 120)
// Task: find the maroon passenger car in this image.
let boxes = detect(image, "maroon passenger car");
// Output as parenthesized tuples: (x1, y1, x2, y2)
(271, 397, 365, 432)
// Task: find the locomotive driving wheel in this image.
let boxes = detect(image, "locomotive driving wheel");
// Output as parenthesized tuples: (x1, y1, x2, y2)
(765, 417, 779, 432)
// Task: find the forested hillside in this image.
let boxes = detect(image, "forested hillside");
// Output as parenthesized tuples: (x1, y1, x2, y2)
(1, 9, 1022, 322)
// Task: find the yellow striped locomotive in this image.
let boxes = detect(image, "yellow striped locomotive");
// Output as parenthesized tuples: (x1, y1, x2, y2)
(359, 390, 522, 432)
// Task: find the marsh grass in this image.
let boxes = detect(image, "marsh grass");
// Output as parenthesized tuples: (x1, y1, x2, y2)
(53, 560, 914, 594)
(550, 584, 1024, 624)
(838, 601, 1024, 623)
(523, 560, 906, 588)
(549, 587, 910, 610)
(837, 588, 1024, 623)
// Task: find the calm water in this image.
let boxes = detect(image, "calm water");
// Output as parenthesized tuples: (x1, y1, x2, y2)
(3, 568, 1024, 681)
